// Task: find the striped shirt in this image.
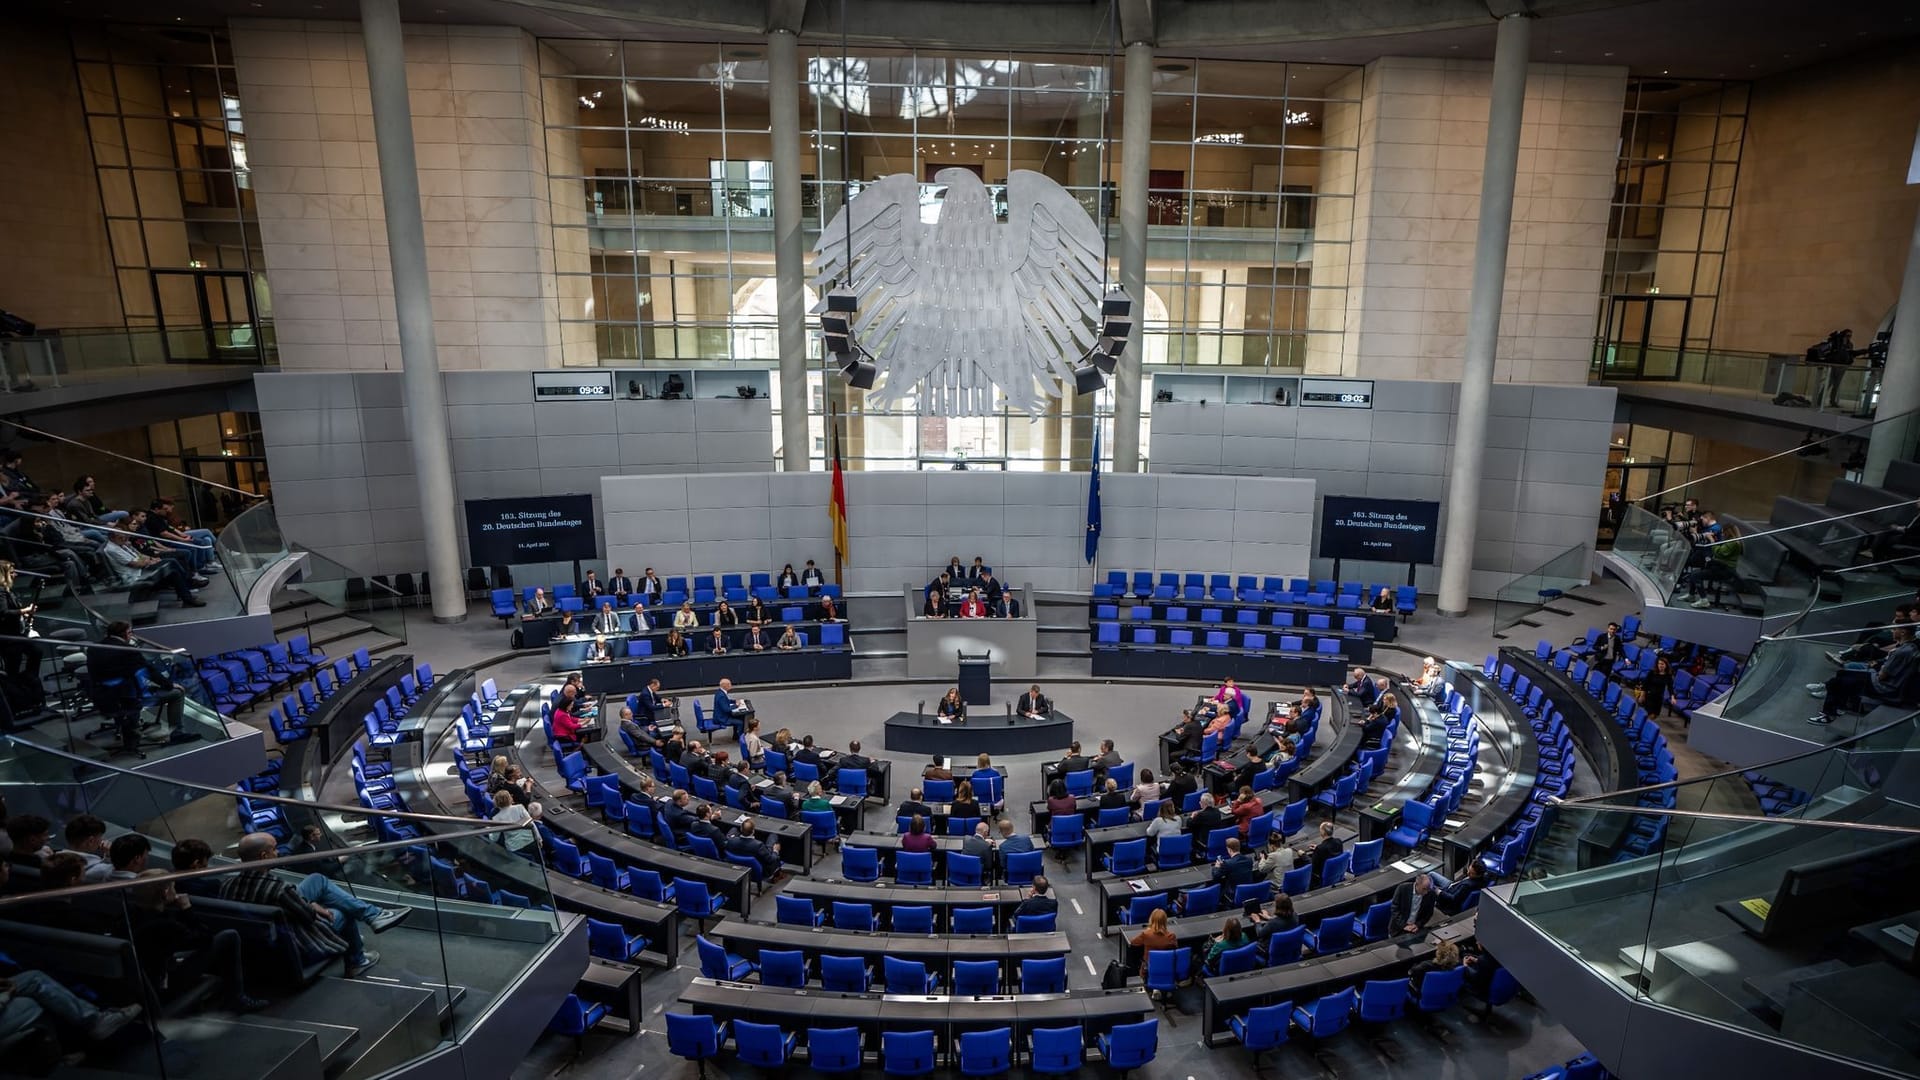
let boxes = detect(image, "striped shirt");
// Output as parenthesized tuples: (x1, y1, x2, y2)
(219, 869, 349, 960)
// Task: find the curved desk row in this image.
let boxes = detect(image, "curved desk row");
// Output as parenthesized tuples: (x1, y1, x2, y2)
(1199, 910, 1477, 1044)
(678, 979, 1154, 1055)
(1092, 645, 1350, 688)
(548, 620, 844, 671)
(520, 596, 852, 648)
(391, 670, 681, 966)
(1438, 666, 1541, 875)
(1091, 824, 1360, 928)
(1500, 647, 1635, 867)
(882, 710, 1073, 757)
(837, 830, 1046, 882)
(713, 921, 1070, 983)
(1351, 679, 1446, 845)
(1089, 597, 1399, 641)
(577, 646, 853, 694)
(779, 879, 1029, 934)
(581, 741, 814, 872)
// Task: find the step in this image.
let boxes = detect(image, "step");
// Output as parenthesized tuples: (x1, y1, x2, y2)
(98, 1015, 328, 1080)
(264, 974, 442, 1080)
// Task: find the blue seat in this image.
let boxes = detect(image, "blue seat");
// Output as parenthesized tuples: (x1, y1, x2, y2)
(820, 954, 870, 992)
(1123, 893, 1167, 926)
(958, 1027, 1012, 1077)
(1022, 956, 1067, 993)
(547, 993, 607, 1040)
(1004, 849, 1044, 885)
(734, 1020, 796, 1069)
(1153, 832, 1191, 869)
(1029, 1025, 1083, 1074)
(1097, 1018, 1158, 1076)
(1103, 837, 1148, 875)
(1319, 850, 1352, 887)
(1230, 1002, 1291, 1067)
(896, 850, 934, 885)
(587, 918, 644, 961)
(1144, 949, 1189, 998)
(884, 955, 939, 994)
(1387, 799, 1436, 849)
(1305, 912, 1355, 954)
(1064, 769, 1094, 797)
(1410, 965, 1466, 1013)
(1349, 837, 1385, 875)
(803, 809, 840, 852)
(1179, 882, 1221, 917)
(946, 852, 984, 887)
(883, 1030, 937, 1077)
(1098, 806, 1131, 828)
(760, 948, 808, 988)
(841, 844, 879, 882)
(1048, 814, 1085, 861)
(489, 588, 518, 622)
(1014, 912, 1056, 933)
(672, 877, 725, 931)
(1357, 977, 1410, 1025)
(1292, 987, 1357, 1043)
(1209, 942, 1260, 977)
(1358, 900, 1394, 942)
(832, 900, 880, 932)
(952, 906, 995, 934)
(586, 852, 628, 892)
(1266, 924, 1307, 965)
(665, 1013, 727, 1073)
(697, 933, 757, 981)
(806, 1026, 863, 1073)
(891, 904, 933, 934)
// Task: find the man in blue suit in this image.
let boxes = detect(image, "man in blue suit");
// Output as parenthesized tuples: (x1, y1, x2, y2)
(713, 678, 752, 736)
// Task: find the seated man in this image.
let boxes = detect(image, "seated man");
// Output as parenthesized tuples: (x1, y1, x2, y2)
(800, 559, 826, 593)
(1167, 709, 1204, 756)
(1389, 871, 1439, 936)
(100, 529, 204, 608)
(590, 601, 621, 635)
(1013, 876, 1058, 919)
(1812, 625, 1920, 725)
(713, 679, 752, 733)
(1018, 684, 1051, 719)
(1436, 861, 1489, 915)
(686, 805, 729, 848)
(220, 832, 406, 976)
(1345, 666, 1377, 705)
(707, 628, 729, 656)
(1210, 836, 1256, 889)
(897, 788, 932, 819)
(724, 818, 784, 882)
(0, 952, 144, 1061)
(141, 499, 218, 572)
(637, 676, 673, 727)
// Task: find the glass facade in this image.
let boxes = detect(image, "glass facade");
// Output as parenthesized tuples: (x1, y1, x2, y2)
(1595, 79, 1748, 379)
(539, 41, 1358, 467)
(71, 25, 273, 365)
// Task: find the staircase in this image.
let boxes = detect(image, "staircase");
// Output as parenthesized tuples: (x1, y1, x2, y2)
(272, 590, 406, 661)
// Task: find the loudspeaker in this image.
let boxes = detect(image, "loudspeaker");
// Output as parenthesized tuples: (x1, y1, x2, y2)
(1073, 363, 1106, 394)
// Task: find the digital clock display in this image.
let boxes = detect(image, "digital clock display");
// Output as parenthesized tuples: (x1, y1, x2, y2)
(531, 372, 614, 401)
(1298, 378, 1374, 409)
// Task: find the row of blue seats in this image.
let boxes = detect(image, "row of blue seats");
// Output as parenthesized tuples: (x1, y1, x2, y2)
(696, 933, 1063, 995)
(1475, 671, 1579, 877)
(1098, 603, 1376, 632)
(1226, 965, 1482, 1067)
(264, 650, 421, 744)
(1099, 572, 1417, 614)
(1743, 771, 1810, 816)
(1096, 623, 1355, 655)
(198, 634, 331, 715)
(494, 578, 844, 614)
(1524, 1051, 1612, 1080)
(1381, 684, 1481, 852)
(662, 1013, 1160, 1076)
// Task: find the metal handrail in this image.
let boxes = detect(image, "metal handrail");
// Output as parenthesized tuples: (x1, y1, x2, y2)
(1539, 801, 1920, 836)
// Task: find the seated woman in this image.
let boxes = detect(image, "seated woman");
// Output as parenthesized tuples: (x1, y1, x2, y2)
(664, 629, 690, 657)
(936, 686, 965, 721)
(1044, 780, 1078, 822)
(948, 781, 981, 824)
(923, 591, 947, 619)
(901, 815, 937, 853)
(802, 781, 834, 813)
(777, 624, 800, 650)
(1130, 767, 1161, 806)
(1416, 656, 1445, 697)
(1371, 586, 1396, 614)
(673, 601, 699, 629)
(819, 594, 841, 622)
(777, 563, 799, 590)
(1205, 917, 1253, 972)
(1146, 799, 1183, 840)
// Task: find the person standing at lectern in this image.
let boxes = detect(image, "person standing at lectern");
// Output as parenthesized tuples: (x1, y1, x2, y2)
(1017, 684, 1051, 719)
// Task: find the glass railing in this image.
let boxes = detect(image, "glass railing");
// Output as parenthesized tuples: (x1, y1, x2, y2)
(215, 501, 411, 646)
(1506, 710, 1920, 1075)
(1591, 342, 1879, 419)
(0, 737, 556, 1072)
(1492, 542, 1592, 635)
(0, 324, 275, 391)
(0, 626, 235, 765)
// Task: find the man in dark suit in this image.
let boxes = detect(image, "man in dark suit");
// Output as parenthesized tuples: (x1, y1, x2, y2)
(725, 818, 784, 882)
(793, 735, 822, 768)
(661, 790, 696, 837)
(897, 788, 932, 819)
(1017, 684, 1051, 719)
(1058, 741, 1089, 777)
(1306, 822, 1344, 886)
(1210, 837, 1256, 889)
(1164, 764, 1199, 811)
(1091, 739, 1123, 770)
(1390, 871, 1439, 935)
(638, 568, 663, 600)
(686, 805, 729, 849)
(637, 676, 673, 726)
(1590, 622, 1625, 675)
(1189, 793, 1227, 851)
(1169, 709, 1204, 756)
(839, 740, 870, 775)
(607, 568, 634, 601)
(723, 761, 755, 802)
(979, 571, 1005, 615)
(968, 556, 987, 582)
(1436, 862, 1488, 915)
(1013, 876, 1058, 919)
(961, 820, 997, 867)
(801, 560, 826, 591)
(580, 569, 604, 603)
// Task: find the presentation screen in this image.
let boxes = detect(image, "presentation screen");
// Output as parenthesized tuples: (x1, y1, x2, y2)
(464, 494, 597, 565)
(1318, 496, 1440, 564)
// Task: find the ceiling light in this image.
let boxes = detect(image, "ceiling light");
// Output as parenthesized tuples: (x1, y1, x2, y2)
(1195, 132, 1244, 145)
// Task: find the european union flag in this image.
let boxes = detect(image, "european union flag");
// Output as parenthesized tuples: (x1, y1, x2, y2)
(1085, 421, 1102, 564)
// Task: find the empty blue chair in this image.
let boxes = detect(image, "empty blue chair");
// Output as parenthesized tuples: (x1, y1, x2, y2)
(1048, 813, 1085, 862)
(1357, 977, 1410, 1025)
(923, 779, 955, 802)
(1210, 942, 1260, 976)
(1292, 987, 1357, 1044)
(697, 934, 757, 981)
(587, 918, 644, 962)
(1098, 806, 1132, 828)
(1169, 629, 1194, 650)
(1266, 924, 1307, 965)
(1123, 893, 1167, 926)
(1098, 1018, 1158, 1076)
(1064, 769, 1094, 797)
(1306, 912, 1355, 954)
(821, 954, 870, 992)
(806, 1027, 863, 1073)
(953, 960, 1000, 996)
(947, 852, 984, 887)
(1144, 949, 1189, 998)
(586, 852, 628, 892)
(958, 1028, 1012, 1077)
(841, 845, 879, 882)
(1179, 882, 1221, 917)
(891, 904, 933, 934)
(1014, 912, 1056, 933)
(895, 850, 934, 885)
(754, 948, 806, 988)
(1319, 850, 1352, 887)
(884, 955, 939, 994)
(832, 901, 879, 932)
(1022, 956, 1067, 994)
(1004, 849, 1044, 885)
(672, 877, 725, 932)
(1103, 838, 1148, 875)
(1410, 965, 1466, 1013)
(731, 1019, 795, 1066)
(547, 993, 607, 1042)
(1029, 1025, 1083, 1074)
(952, 906, 994, 934)
(883, 1030, 937, 1077)
(665, 1013, 728, 1075)
(803, 809, 840, 852)
(1387, 799, 1437, 849)
(1153, 832, 1191, 869)
(775, 893, 822, 929)
(1230, 1002, 1291, 1068)
(1358, 900, 1394, 942)
(1349, 837, 1385, 875)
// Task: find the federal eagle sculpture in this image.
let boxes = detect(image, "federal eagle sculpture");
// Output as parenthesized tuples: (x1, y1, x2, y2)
(811, 168, 1109, 417)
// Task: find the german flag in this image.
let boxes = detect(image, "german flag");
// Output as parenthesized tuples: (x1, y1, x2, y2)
(829, 418, 849, 577)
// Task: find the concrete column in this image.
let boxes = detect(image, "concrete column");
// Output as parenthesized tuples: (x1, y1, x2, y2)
(1436, 12, 1532, 618)
(1112, 41, 1154, 474)
(1864, 201, 1920, 485)
(768, 29, 811, 472)
(359, 0, 464, 623)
